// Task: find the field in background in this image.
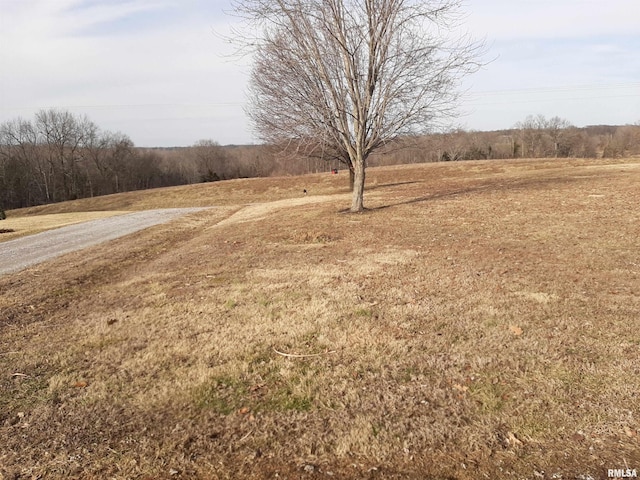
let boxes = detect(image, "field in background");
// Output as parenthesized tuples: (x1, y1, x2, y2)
(1, 158, 639, 479)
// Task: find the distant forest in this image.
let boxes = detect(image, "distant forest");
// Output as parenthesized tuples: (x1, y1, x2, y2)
(1, 109, 639, 210)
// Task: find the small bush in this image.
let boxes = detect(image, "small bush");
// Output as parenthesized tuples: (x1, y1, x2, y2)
(0, 207, 6, 221)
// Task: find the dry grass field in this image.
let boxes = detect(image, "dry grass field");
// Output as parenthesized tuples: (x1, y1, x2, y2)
(1, 158, 639, 479)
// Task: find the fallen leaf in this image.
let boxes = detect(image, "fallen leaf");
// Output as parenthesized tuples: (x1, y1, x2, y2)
(237, 407, 250, 415)
(509, 325, 523, 336)
(74, 381, 88, 388)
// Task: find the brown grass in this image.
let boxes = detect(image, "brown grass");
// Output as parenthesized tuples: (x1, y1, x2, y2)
(8, 171, 350, 215)
(1, 158, 639, 479)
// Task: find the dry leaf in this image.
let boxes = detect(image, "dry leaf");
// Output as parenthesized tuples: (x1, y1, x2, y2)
(571, 432, 585, 442)
(509, 325, 523, 336)
(237, 407, 250, 415)
(453, 384, 468, 393)
(74, 381, 88, 388)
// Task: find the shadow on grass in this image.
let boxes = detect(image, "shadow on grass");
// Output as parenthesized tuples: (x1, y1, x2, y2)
(365, 172, 586, 212)
(367, 180, 422, 190)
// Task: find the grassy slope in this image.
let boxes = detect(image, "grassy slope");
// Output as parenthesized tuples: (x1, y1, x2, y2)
(1, 158, 639, 479)
(7, 170, 350, 214)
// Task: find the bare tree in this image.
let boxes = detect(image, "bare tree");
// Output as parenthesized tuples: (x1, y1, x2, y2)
(515, 114, 546, 158)
(0, 118, 50, 204)
(34, 109, 99, 201)
(232, 0, 483, 211)
(546, 116, 573, 158)
(105, 132, 136, 193)
(515, 115, 574, 158)
(192, 139, 231, 181)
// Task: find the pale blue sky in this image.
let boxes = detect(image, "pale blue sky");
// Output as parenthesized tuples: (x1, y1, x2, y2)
(1, 0, 638, 147)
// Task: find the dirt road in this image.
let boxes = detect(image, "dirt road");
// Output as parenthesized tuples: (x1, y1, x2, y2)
(0, 208, 206, 275)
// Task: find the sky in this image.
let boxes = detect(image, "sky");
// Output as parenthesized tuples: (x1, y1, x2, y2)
(0, 0, 638, 147)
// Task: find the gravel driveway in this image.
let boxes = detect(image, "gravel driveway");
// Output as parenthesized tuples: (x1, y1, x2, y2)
(0, 208, 206, 275)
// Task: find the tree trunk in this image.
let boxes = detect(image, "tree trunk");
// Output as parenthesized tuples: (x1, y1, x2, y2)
(349, 166, 355, 191)
(350, 157, 365, 212)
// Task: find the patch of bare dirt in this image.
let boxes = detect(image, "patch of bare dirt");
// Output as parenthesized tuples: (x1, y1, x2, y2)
(215, 193, 350, 226)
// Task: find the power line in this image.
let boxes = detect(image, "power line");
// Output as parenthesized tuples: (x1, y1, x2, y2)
(467, 94, 639, 107)
(467, 82, 640, 98)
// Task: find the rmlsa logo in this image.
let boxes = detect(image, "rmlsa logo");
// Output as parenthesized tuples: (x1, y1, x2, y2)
(608, 469, 638, 478)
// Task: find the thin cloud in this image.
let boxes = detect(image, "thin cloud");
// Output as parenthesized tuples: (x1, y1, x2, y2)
(61, 0, 178, 36)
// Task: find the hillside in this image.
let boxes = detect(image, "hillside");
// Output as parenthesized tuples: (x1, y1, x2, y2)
(1, 158, 639, 479)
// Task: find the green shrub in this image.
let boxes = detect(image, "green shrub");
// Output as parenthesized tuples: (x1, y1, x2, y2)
(0, 207, 6, 221)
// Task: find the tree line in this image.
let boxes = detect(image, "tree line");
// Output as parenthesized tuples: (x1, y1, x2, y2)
(1, 109, 638, 211)
(374, 116, 640, 165)
(0, 111, 272, 210)
(0, 110, 187, 210)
